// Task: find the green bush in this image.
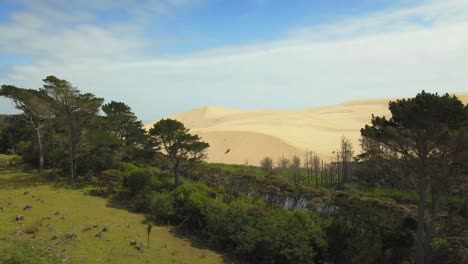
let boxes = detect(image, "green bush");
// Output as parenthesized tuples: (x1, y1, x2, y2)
(124, 167, 159, 195)
(148, 192, 175, 221)
(100, 169, 123, 194)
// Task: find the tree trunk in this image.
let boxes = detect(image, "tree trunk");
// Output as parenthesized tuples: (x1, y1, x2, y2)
(315, 167, 318, 187)
(173, 166, 180, 186)
(68, 127, 75, 181)
(35, 129, 44, 172)
(321, 161, 324, 185)
(425, 190, 439, 264)
(416, 189, 427, 264)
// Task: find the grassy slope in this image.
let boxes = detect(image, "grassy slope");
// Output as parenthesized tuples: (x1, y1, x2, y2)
(0, 166, 225, 264)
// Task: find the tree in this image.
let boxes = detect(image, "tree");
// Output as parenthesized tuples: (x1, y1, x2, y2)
(356, 136, 400, 187)
(361, 91, 468, 264)
(102, 101, 147, 160)
(102, 101, 143, 142)
(339, 136, 354, 183)
(0, 115, 34, 155)
(277, 156, 290, 170)
(304, 151, 312, 185)
(149, 118, 209, 186)
(42, 76, 103, 181)
(0, 85, 53, 171)
(311, 153, 321, 187)
(291, 155, 301, 183)
(260, 156, 273, 172)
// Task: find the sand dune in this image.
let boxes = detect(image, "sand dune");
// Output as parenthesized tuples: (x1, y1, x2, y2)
(145, 93, 468, 165)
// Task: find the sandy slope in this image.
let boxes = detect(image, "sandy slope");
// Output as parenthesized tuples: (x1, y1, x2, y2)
(145, 93, 468, 165)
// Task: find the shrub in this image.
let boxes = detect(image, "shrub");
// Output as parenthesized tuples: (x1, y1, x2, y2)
(124, 167, 161, 195)
(148, 192, 175, 222)
(100, 169, 123, 194)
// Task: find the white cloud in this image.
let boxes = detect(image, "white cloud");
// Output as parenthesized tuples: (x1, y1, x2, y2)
(1, 0, 468, 121)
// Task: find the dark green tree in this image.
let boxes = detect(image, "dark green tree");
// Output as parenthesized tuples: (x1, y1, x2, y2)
(41, 76, 104, 181)
(0, 85, 53, 171)
(149, 119, 209, 186)
(0, 114, 34, 155)
(361, 91, 468, 264)
(102, 101, 147, 160)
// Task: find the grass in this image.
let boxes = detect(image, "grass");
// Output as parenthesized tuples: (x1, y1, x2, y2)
(201, 162, 325, 185)
(201, 163, 266, 178)
(361, 187, 419, 203)
(0, 163, 225, 263)
(360, 187, 464, 209)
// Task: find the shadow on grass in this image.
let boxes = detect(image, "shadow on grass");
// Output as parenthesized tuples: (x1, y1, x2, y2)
(169, 228, 243, 264)
(0, 165, 97, 193)
(103, 190, 139, 212)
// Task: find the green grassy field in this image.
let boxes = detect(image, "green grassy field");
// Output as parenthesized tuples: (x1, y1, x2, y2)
(0, 166, 225, 264)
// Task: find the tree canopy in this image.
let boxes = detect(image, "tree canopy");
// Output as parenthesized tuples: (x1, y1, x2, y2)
(361, 91, 468, 264)
(149, 118, 209, 186)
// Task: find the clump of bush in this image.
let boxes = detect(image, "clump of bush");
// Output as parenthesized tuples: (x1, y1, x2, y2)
(100, 169, 123, 194)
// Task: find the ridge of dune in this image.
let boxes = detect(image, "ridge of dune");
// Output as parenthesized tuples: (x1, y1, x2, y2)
(146, 93, 468, 165)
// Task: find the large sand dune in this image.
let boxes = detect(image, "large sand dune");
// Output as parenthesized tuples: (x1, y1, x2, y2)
(145, 93, 468, 165)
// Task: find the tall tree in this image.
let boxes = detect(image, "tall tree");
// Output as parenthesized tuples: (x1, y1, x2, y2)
(102, 101, 147, 160)
(0, 85, 53, 171)
(311, 153, 321, 187)
(149, 118, 209, 186)
(0, 114, 34, 155)
(304, 151, 312, 185)
(339, 136, 354, 183)
(356, 136, 400, 187)
(41, 76, 103, 181)
(361, 91, 468, 264)
(291, 155, 301, 184)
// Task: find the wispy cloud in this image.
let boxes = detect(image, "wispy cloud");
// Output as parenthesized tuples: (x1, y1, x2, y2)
(1, 0, 467, 121)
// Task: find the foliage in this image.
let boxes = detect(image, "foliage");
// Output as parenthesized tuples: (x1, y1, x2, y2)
(361, 91, 468, 264)
(102, 101, 149, 161)
(259, 156, 273, 172)
(326, 196, 414, 263)
(148, 192, 175, 221)
(3, 78, 468, 264)
(149, 118, 209, 186)
(0, 167, 224, 264)
(100, 169, 123, 194)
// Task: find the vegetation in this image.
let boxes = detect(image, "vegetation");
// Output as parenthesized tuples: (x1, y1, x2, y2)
(1, 77, 467, 264)
(361, 91, 468, 264)
(149, 118, 209, 186)
(0, 167, 224, 264)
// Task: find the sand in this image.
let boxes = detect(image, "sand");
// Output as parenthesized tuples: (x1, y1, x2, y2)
(145, 93, 468, 165)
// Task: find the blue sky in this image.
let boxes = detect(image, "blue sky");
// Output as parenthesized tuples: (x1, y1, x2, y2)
(0, 0, 467, 121)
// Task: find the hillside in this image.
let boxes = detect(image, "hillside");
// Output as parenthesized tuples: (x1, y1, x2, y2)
(145, 93, 468, 165)
(0, 161, 224, 263)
